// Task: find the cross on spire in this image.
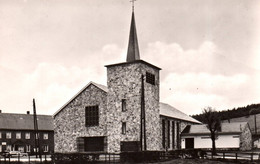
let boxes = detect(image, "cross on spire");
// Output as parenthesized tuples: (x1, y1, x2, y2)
(130, 0, 137, 12)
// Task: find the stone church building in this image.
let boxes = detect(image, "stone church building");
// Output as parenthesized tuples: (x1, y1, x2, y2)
(53, 11, 200, 153)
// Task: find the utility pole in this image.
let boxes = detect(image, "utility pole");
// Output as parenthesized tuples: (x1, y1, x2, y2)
(140, 75, 147, 151)
(33, 99, 41, 158)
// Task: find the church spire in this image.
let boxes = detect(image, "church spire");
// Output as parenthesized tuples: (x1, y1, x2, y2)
(126, 6, 140, 62)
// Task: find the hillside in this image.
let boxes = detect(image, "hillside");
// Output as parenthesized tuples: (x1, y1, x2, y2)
(192, 103, 260, 134)
(221, 114, 260, 134)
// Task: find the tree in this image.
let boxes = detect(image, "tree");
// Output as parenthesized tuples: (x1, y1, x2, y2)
(202, 107, 221, 154)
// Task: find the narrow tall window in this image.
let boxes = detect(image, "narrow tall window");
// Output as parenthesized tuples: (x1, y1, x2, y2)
(43, 145, 49, 152)
(85, 106, 99, 126)
(122, 122, 126, 134)
(0, 145, 2, 152)
(146, 72, 155, 85)
(0, 132, 1, 139)
(172, 121, 175, 149)
(6, 132, 11, 139)
(176, 122, 180, 149)
(162, 119, 165, 148)
(167, 120, 170, 148)
(26, 145, 31, 152)
(122, 99, 126, 112)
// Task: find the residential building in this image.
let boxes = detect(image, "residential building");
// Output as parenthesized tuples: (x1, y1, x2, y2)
(0, 112, 54, 154)
(181, 122, 252, 151)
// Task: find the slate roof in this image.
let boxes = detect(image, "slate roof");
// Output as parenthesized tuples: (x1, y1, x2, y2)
(0, 113, 53, 131)
(159, 102, 201, 124)
(181, 122, 248, 136)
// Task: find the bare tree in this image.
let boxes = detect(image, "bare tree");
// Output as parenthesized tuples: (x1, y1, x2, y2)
(202, 107, 221, 154)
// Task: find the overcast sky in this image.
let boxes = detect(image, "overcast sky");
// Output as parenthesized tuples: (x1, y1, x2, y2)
(0, 0, 260, 115)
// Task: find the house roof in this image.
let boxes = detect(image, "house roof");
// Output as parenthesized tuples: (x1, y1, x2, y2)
(0, 113, 53, 131)
(53, 81, 108, 117)
(159, 102, 201, 124)
(181, 122, 248, 136)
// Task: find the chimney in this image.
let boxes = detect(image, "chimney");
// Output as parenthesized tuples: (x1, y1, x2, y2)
(27, 111, 30, 115)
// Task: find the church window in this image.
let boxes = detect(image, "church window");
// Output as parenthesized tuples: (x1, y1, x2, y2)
(162, 119, 165, 148)
(172, 121, 175, 148)
(85, 106, 99, 126)
(122, 122, 126, 134)
(146, 72, 155, 85)
(167, 120, 170, 148)
(122, 99, 126, 112)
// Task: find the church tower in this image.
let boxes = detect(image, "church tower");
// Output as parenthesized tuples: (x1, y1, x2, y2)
(105, 8, 161, 152)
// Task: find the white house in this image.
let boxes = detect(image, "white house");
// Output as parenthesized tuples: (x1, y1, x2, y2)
(181, 122, 252, 151)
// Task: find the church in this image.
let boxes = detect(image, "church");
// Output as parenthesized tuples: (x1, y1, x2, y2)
(53, 9, 200, 153)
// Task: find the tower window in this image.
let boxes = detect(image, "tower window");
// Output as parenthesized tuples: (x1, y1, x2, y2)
(122, 99, 126, 112)
(146, 72, 155, 85)
(85, 106, 99, 126)
(122, 122, 126, 134)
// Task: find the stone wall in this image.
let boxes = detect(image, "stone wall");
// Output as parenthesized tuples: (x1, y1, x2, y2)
(240, 123, 252, 151)
(54, 84, 107, 153)
(106, 61, 160, 152)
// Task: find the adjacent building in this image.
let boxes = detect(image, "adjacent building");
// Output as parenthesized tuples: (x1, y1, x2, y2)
(53, 10, 200, 153)
(0, 112, 54, 154)
(181, 122, 252, 151)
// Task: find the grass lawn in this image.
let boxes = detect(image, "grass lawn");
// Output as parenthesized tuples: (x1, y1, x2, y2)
(150, 159, 235, 164)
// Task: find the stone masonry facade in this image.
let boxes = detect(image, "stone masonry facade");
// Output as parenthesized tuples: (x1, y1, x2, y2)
(54, 84, 107, 153)
(106, 61, 161, 152)
(240, 123, 252, 151)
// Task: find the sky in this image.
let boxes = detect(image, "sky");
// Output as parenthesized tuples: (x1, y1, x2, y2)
(0, 0, 260, 115)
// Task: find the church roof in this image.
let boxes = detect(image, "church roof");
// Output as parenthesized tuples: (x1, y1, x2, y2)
(54, 82, 199, 124)
(0, 113, 53, 131)
(181, 122, 248, 136)
(159, 102, 201, 124)
(126, 12, 140, 62)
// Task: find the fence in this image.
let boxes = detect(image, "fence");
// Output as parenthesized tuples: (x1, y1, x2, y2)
(205, 150, 260, 163)
(1, 150, 260, 163)
(0, 154, 51, 164)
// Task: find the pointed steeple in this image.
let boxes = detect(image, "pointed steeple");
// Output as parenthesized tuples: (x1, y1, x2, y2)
(126, 11, 140, 62)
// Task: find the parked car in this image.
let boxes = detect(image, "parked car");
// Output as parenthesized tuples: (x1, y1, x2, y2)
(6, 151, 28, 157)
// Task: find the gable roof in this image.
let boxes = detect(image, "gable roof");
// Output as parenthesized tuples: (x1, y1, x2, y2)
(182, 122, 248, 136)
(0, 113, 53, 131)
(53, 81, 107, 117)
(159, 102, 201, 124)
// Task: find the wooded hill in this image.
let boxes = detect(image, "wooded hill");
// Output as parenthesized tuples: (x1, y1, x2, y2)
(192, 103, 260, 123)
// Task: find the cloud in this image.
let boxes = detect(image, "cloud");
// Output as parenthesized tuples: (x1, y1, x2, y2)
(141, 41, 259, 114)
(142, 41, 256, 79)
(0, 44, 125, 115)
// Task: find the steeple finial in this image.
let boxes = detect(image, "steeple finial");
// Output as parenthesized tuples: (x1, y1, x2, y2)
(126, 1, 140, 62)
(130, 0, 136, 12)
